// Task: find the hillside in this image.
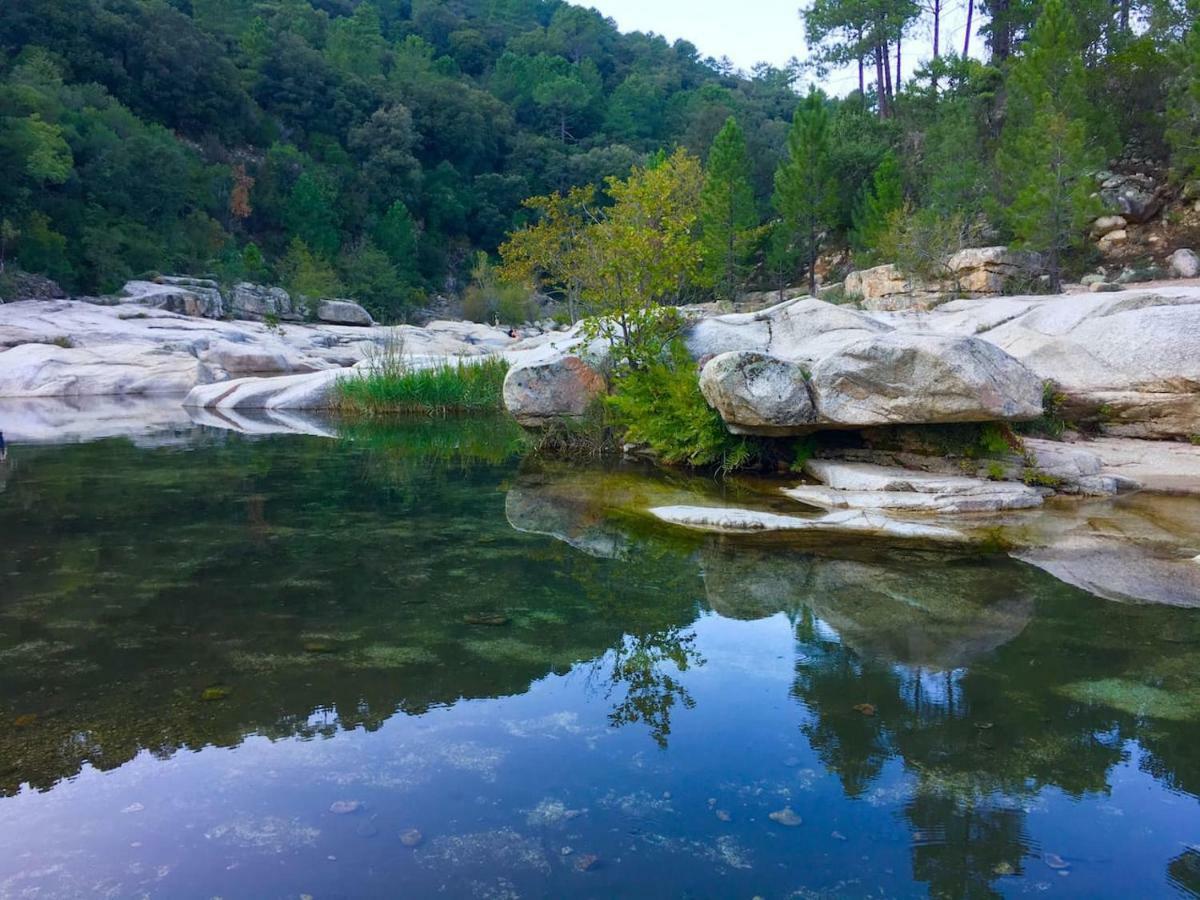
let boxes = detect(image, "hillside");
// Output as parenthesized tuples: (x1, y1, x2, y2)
(0, 0, 798, 314)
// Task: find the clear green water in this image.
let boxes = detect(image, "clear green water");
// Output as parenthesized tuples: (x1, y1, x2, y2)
(1, 418, 1198, 899)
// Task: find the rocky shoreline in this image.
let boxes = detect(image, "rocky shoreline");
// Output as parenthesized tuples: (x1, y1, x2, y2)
(3, 280, 1200, 606)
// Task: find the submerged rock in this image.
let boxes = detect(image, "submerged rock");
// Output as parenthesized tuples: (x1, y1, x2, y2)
(768, 807, 802, 827)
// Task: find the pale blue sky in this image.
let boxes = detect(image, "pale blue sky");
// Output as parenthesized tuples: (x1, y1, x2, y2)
(586, 0, 984, 94)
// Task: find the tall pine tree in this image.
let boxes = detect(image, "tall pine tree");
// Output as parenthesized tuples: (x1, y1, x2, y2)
(851, 150, 903, 257)
(1167, 16, 1200, 183)
(772, 89, 838, 295)
(996, 0, 1100, 291)
(699, 117, 759, 302)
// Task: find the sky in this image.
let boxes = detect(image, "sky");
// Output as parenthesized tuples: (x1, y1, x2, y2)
(585, 0, 986, 94)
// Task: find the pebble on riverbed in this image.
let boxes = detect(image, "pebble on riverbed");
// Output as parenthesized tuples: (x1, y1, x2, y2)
(768, 807, 803, 827)
(463, 613, 511, 626)
(329, 800, 362, 815)
(399, 828, 424, 847)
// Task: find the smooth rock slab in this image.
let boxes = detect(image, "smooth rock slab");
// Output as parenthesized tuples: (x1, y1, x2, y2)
(806, 460, 1012, 494)
(783, 483, 1042, 514)
(808, 332, 1044, 427)
(698, 351, 814, 435)
(648, 505, 970, 544)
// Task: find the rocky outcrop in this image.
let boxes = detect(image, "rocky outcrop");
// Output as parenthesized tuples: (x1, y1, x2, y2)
(875, 286, 1200, 439)
(1099, 172, 1163, 223)
(316, 299, 374, 326)
(118, 278, 225, 318)
(0, 299, 517, 400)
(228, 282, 303, 322)
(502, 355, 606, 427)
(843, 247, 1042, 310)
(698, 351, 814, 435)
(807, 332, 1043, 427)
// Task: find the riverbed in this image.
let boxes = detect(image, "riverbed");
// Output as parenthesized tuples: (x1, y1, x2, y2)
(1, 415, 1198, 898)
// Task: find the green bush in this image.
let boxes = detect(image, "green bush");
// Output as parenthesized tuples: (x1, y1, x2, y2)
(605, 340, 758, 472)
(335, 356, 509, 416)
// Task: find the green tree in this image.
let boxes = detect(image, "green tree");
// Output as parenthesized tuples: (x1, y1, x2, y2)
(772, 89, 838, 294)
(375, 200, 421, 287)
(284, 172, 341, 259)
(851, 150, 903, 257)
(279, 237, 343, 300)
(997, 0, 1102, 290)
(1166, 17, 1200, 182)
(699, 117, 760, 302)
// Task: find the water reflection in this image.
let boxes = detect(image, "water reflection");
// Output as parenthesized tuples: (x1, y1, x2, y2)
(0, 421, 1198, 897)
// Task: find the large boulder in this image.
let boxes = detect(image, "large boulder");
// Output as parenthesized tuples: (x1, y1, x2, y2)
(698, 351, 814, 435)
(871, 287, 1200, 439)
(1099, 173, 1162, 223)
(118, 279, 224, 318)
(228, 282, 302, 322)
(686, 297, 889, 363)
(316, 299, 374, 327)
(808, 332, 1044, 427)
(502, 355, 607, 427)
(1169, 248, 1199, 279)
(945, 246, 1042, 294)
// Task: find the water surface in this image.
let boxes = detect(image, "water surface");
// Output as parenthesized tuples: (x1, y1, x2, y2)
(1, 418, 1198, 898)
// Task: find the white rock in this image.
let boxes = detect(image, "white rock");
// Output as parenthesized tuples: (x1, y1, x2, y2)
(1090, 215, 1127, 237)
(808, 332, 1044, 427)
(316, 299, 374, 327)
(1097, 228, 1128, 248)
(648, 505, 970, 544)
(1169, 248, 1199, 279)
(698, 351, 814, 435)
(786, 461, 1043, 513)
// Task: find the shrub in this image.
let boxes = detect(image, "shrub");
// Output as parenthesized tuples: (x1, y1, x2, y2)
(605, 340, 758, 472)
(335, 355, 509, 416)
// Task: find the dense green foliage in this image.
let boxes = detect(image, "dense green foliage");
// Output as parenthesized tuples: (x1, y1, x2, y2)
(335, 355, 509, 415)
(1, 0, 1196, 315)
(606, 340, 758, 471)
(0, 0, 800, 314)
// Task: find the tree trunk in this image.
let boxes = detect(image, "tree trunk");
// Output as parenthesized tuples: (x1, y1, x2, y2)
(932, 0, 940, 58)
(895, 36, 902, 94)
(882, 40, 894, 113)
(963, 0, 973, 58)
(858, 56, 864, 94)
(1119, 0, 1130, 33)
(874, 44, 888, 118)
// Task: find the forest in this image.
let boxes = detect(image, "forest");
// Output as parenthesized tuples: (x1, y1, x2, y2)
(0, 0, 1198, 321)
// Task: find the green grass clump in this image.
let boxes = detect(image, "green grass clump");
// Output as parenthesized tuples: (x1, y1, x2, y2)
(335, 356, 509, 416)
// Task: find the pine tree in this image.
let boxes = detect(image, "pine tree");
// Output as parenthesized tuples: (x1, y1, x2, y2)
(851, 150, 903, 257)
(1166, 17, 1200, 183)
(772, 89, 839, 295)
(996, 0, 1100, 291)
(375, 200, 420, 287)
(699, 117, 759, 302)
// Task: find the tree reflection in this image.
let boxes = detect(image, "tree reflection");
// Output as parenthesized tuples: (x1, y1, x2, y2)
(595, 627, 703, 749)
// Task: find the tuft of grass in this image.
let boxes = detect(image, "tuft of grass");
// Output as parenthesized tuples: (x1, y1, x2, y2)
(335, 356, 510, 416)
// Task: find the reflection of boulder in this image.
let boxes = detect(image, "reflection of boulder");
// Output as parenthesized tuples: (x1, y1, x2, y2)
(701, 544, 1034, 668)
(505, 476, 633, 560)
(1015, 493, 1200, 607)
